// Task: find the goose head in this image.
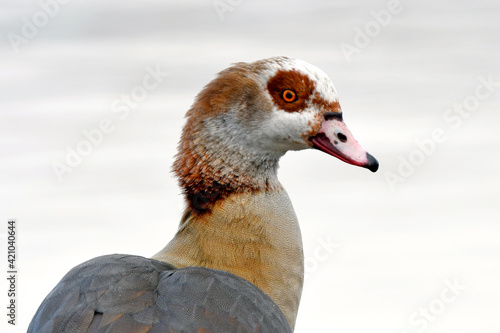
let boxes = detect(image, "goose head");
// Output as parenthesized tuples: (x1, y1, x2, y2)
(174, 56, 378, 212)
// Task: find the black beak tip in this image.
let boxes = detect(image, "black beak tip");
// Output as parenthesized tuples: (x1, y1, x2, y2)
(365, 153, 379, 173)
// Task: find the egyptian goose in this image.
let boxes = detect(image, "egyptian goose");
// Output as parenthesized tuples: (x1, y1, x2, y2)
(29, 56, 378, 332)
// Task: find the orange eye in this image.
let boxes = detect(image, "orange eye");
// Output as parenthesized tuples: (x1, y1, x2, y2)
(282, 89, 297, 103)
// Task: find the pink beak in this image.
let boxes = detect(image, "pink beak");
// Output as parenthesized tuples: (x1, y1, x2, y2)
(310, 113, 379, 172)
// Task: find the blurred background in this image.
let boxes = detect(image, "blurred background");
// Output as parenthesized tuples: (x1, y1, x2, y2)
(1, 0, 499, 332)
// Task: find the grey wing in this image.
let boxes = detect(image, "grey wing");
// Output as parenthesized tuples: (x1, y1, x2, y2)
(28, 254, 292, 333)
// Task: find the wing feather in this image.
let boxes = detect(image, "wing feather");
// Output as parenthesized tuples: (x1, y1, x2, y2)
(29, 254, 291, 333)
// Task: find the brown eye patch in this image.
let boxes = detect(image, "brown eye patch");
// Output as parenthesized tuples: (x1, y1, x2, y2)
(267, 69, 315, 112)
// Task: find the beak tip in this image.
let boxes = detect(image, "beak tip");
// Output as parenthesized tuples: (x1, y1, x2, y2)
(365, 153, 379, 173)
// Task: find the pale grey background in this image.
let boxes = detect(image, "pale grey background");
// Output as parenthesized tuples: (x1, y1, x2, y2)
(1, 0, 499, 332)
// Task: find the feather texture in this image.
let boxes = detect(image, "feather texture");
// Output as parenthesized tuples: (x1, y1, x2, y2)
(29, 254, 292, 333)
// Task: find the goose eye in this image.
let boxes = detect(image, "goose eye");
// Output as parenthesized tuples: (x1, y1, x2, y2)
(282, 89, 297, 103)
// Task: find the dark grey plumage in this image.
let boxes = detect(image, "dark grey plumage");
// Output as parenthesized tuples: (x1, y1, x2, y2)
(28, 254, 292, 333)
